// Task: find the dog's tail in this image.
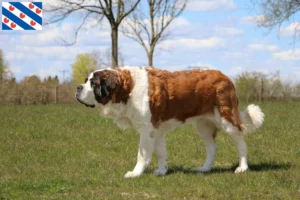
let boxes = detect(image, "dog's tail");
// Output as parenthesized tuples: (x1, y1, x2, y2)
(240, 104, 264, 134)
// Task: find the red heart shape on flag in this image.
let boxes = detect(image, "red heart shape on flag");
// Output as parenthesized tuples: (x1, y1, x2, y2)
(30, 20, 36, 26)
(9, 5, 15, 11)
(20, 13, 26, 19)
(36, 8, 41, 14)
(11, 22, 16, 28)
(4, 18, 9, 24)
(29, 3, 34, 9)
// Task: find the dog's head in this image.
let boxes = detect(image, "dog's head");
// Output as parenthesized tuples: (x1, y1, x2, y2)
(76, 69, 121, 108)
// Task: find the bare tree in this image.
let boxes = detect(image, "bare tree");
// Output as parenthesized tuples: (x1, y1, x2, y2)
(0, 49, 12, 81)
(251, 0, 300, 41)
(0, 49, 5, 81)
(45, 0, 141, 68)
(122, 0, 187, 66)
(102, 47, 125, 67)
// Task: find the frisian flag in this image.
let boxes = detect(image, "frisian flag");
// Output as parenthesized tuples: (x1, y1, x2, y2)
(2, 2, 42, 30)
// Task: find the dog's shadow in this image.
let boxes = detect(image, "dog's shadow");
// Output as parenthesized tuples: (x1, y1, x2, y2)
(165, 162, 292, 175)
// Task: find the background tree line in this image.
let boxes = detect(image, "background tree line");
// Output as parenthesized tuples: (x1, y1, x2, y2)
(235, 71, 300, 102)
(0, 49, 75, 105)
(0, 74, 77, 105)
(0, 50, 114, 105)
(1, 47, 300, 105)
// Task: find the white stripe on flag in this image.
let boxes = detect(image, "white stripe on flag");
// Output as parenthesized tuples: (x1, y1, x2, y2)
(20, 2, 42, 18)
(2, 2, 42, 30)
(2, 14, 24, 30)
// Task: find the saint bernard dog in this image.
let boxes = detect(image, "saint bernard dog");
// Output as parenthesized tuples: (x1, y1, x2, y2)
(76, 66, 264, 178)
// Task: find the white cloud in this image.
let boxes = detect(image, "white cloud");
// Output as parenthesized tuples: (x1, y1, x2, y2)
(160, 37, 225, 50)
(248, 44, 279, 52)
(167, 17, 192, 33)
(267, 45, 279, 52)
(78, 28, 111, 45)
(223, 52, 244, 58)
(215, 27, 244, 37)
(241, 15, 266, 26)
(43, 0, 96, 11)
(0, 35, 10, 45)
(17, 23, 81, 46)
(161, 65, 186, 72)
(158, 62, 215, 72)
(187, 0, 236, 11)
(279, 22, 300, 37)
(273, 49, 300, 61)
(171, 17, 191, 27)
(33, 60, 70, 80)
(187, 62, 215, 70)
(18, 21, 111, 47)
(227, 66, 245, 77)
(10, 67, 22, 74)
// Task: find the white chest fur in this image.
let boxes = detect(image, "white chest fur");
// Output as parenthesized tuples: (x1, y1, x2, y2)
(97, 67, 153, 132)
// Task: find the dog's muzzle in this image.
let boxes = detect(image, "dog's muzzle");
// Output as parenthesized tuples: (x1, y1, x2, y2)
(76, 85, 95, 108)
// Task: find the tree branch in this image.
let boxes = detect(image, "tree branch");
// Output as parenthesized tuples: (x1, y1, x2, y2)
(45, 0, 142, 67)
(60, 12, 93, 46)
(122, 0, 186, 65)
(118, 0, 141, 23)
(252, 0, 300, 42)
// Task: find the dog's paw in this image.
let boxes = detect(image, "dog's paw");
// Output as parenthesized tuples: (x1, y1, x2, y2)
(124, 171, 142, 178)
(154, 168, 167, 176)
(195, 167, 211, 173)
(234, 166, 248, 174)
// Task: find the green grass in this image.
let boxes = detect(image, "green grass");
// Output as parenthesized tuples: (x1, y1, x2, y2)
(0, 102, 299, 199)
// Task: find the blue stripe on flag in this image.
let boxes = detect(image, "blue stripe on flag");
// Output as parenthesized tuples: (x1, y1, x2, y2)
(2, 7, 35, 30)
(9, 2, 42, 25)
(32, 2, 42, 10)
(2, 23, 13, 30)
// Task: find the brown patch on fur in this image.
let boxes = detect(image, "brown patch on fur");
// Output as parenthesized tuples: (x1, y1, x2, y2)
(114, 69, 134, 104)
(147, 68, 243, 131)
(93, 69, 134, 105)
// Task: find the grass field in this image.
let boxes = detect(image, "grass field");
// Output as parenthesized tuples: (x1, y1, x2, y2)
(0, 102, 299, 199)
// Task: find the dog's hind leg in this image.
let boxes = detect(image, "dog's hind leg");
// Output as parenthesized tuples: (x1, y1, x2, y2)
(220, 118, 248, 173)
(231, 133, 248, 173)
(194, 120, 218, 173)
(153, 134, 168, 176)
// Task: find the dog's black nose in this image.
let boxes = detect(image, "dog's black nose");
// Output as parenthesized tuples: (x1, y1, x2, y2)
(77, 85, 83, 92)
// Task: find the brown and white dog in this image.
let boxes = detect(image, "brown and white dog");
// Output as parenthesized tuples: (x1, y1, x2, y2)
(76, 66, 264, 178)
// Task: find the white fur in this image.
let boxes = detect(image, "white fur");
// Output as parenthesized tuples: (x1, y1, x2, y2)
(241, 104, 265, 134)
(219, 117, 249, 173)
(194, 120, 217, 173)
(77, 67, 265, 178)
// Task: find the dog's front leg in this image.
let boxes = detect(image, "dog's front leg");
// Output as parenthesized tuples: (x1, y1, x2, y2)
(124, 132, 154, 178)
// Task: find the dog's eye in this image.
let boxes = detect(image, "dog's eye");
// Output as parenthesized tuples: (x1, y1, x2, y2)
(90, 78, 96, 87)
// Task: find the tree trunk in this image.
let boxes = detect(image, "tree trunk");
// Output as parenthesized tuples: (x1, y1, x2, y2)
(260, 77, 263, 103)
(111, 26, 118, 68)
(148, 49, 154, 67)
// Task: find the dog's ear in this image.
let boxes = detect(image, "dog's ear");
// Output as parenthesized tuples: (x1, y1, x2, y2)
(105, 71, 120, 88)
(93, 70, 121, 102)
(100, 79, 110, 97)
(91, 76, 102, 97)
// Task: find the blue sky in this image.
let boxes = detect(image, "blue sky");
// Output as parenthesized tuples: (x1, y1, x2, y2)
(0, 0, 300, 83)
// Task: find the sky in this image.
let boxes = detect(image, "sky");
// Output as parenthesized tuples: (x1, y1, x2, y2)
(0, 0, 300, 83)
